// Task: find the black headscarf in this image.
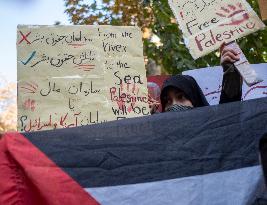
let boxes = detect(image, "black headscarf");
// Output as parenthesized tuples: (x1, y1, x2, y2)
(160, 75, 209, 112)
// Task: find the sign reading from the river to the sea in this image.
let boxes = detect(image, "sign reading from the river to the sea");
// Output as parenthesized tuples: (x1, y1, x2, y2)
(168, 0, 266, 59)
(17, 25, 150, 132)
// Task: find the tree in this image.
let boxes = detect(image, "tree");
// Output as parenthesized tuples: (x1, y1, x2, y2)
(64, 0, 267, 74)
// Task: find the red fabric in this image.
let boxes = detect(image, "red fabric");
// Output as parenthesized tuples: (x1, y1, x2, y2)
(0, 132, 100, 205)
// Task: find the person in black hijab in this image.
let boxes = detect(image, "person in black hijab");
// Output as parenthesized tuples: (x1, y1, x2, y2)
(160, 75, 209, 112)
(160, 44, 242, 112)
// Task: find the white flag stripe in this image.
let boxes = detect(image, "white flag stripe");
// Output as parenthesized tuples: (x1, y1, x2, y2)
(86, 166, 265, 205)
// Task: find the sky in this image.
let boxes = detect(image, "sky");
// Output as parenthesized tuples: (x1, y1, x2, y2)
(0, 0, 70, 83)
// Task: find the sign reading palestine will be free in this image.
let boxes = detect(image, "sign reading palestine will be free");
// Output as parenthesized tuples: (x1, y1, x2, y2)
(168, 0, 266, 59)
(17, 25, 150, 132)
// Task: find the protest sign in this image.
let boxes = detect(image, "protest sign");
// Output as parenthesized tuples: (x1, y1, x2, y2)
(168, 0, 266, 59)
(182, 63, 267, 105)
(17, 25, 150, 132)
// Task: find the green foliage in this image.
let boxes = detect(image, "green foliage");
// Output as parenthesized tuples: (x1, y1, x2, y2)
(64, 0, 267, 74)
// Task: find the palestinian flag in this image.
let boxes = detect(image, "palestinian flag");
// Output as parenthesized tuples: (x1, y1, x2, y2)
(1, 97, 267, 205)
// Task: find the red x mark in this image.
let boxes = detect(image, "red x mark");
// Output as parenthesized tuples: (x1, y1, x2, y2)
(18, 31, 31, 45)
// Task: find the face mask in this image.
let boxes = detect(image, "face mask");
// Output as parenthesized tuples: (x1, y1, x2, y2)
(166, 104, 193, 112)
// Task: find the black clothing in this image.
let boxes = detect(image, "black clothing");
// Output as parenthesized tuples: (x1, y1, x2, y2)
(259, 133, 267, 187)
(219, 63, 242, 104)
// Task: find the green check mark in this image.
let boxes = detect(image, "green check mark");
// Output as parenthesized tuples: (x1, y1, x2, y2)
(21, 51, 36, 65)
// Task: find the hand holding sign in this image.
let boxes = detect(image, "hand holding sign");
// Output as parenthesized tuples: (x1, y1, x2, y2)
(220, 43, 240, 64)
(224, 41, 263, 86)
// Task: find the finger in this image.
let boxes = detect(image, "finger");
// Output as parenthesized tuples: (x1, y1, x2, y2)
(223, 51, 240, 61)
(149, 101, 160, 105)
(148, 97, 160, 103)
(148, 100, 159, 105)
(149, 101, 160, 106)
(222, 56, 237, 64)
(220, 43, 239, 56)
(221, 47, 238, 57)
